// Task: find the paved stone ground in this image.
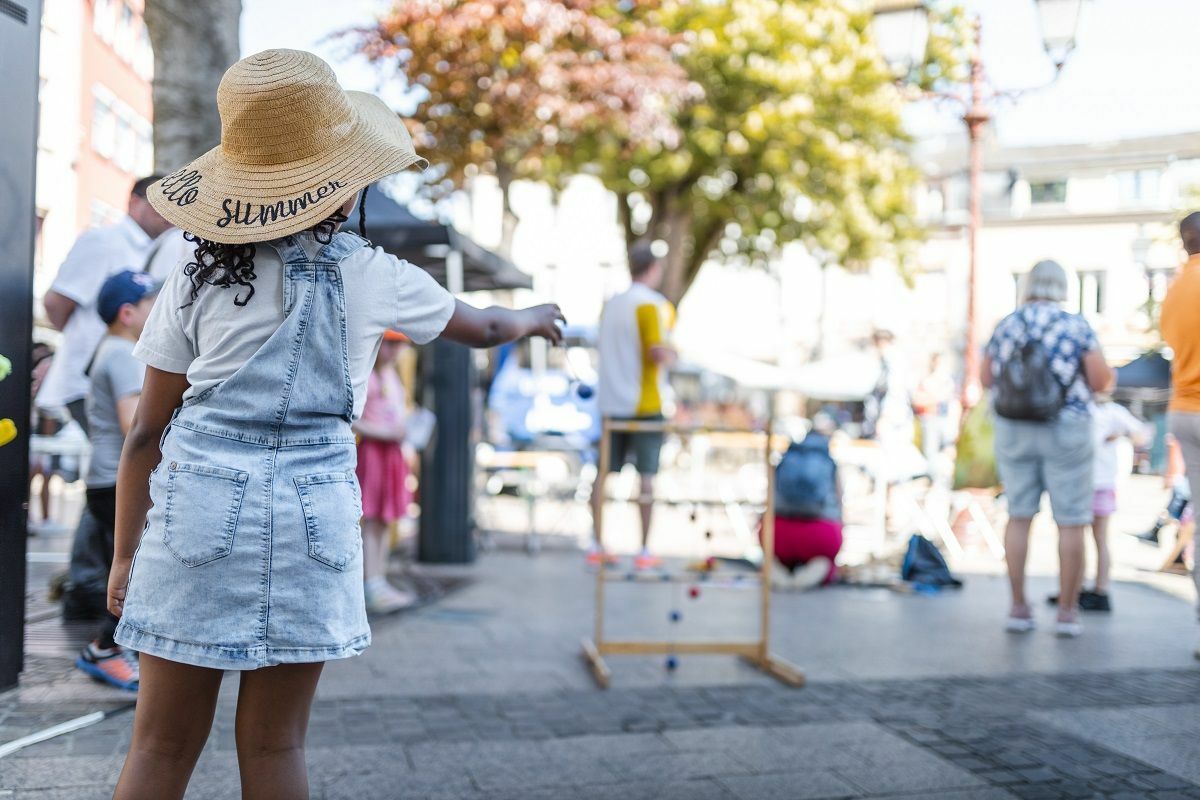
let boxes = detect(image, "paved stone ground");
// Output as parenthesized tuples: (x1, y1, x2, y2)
(4, 474, 1200, 798)
(4, 662, 1200, 799)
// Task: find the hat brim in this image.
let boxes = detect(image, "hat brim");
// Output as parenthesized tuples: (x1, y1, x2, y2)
(148, 93, 425, 244)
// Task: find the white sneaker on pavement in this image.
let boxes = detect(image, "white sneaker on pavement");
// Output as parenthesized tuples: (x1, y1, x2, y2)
(365, 577, 417, 614)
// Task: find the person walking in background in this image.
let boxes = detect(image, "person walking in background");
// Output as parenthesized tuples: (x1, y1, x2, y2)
(1047, 381, 1149, 613)
(590, 242, 677, 570)
(862, 329, 913, 444)
(36, 175, 171, 432)
(44, 176, 174, 620)
(353, 330, 416, 614)
(1160, 210, 1200, 659)
(75, 271, 160, 691)
(104, 50, 564, 799)
(983, 260, 1113, 637)
(913, 351, 956, 473)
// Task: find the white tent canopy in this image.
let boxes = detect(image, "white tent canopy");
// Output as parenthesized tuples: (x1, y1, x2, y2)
(685, 351, 880, 401)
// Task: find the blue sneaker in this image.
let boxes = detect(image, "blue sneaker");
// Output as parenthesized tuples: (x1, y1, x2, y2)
(76, 643, 139, 691)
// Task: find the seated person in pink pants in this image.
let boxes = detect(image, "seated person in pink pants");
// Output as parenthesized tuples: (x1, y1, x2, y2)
(768, 423, 843, 590)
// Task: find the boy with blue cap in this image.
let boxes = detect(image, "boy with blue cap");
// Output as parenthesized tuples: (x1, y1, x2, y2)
(75, 270, 160, 691)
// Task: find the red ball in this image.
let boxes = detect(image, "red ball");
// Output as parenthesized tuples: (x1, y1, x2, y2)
(688, 586, 701, 599)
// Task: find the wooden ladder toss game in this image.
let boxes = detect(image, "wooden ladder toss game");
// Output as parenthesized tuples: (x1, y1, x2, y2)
(581, 418, 805, 689)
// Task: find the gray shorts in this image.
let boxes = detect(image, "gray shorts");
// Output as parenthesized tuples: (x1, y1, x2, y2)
(605, 415, 665, 475)
(993, 411, 1094, 526)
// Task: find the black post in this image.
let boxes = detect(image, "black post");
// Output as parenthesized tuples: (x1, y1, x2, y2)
(0, 0, 42, 690)
(418, 338, 476, 563)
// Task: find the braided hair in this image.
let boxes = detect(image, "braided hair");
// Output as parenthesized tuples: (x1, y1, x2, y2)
(183, 186, 370, 307)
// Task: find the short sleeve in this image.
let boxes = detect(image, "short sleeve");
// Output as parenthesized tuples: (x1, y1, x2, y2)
(50, 231, 117, 305)
(1077, 318, 1099, 352)
(106, 350, 147, 400)
(387, 254, 456, 345)
(133, 269, 195, 374)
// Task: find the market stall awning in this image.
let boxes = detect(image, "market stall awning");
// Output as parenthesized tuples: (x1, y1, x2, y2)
(363, 188, 533, 292)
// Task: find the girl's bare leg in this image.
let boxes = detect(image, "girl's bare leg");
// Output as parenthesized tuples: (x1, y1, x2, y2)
(361, 517, 387, 582)
(235, 661, 325, 800)
(113, 654, 224, 800)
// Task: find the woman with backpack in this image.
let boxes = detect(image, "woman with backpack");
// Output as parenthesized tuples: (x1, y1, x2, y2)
(982, 260, 1113, 638)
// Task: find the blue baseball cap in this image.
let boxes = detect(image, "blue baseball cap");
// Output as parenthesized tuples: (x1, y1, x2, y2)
(97, 270, 161, 324)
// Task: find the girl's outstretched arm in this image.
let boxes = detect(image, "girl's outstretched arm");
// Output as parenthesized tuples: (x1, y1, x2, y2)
(108, 367, 189, 617)
(440, 299, 565, 348)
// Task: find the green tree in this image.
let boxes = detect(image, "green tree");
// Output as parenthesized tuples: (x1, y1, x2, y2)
(355, 0, 692, 256)
(356, 0, 965, 301)
(594, 0, 967, 303)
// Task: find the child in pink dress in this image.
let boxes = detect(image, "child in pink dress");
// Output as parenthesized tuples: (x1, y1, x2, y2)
(353, 330, 414, 613)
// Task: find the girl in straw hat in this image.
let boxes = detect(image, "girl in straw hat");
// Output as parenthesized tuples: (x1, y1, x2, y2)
(106, 49, 563, 798)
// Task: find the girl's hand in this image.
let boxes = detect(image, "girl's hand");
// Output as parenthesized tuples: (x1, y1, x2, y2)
(108, 557, 133, 618)
(527, 305, 566, 344)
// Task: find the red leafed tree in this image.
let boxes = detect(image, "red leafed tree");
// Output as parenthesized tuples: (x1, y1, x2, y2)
(354, 0, 695, 255)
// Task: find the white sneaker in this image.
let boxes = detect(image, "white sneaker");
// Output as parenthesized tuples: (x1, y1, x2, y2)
(1054, 613, 1083, 638)
(771, 562, 794, 591)
(791, 557, 831, 591)
(364, 577, 416, 614)
(1005, 605, 1035, 634)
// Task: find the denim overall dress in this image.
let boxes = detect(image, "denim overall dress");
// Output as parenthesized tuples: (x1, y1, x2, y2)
(115, 232, 372, 670)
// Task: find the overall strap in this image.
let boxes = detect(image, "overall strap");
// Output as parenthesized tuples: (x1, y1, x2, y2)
(315, 231, 368, 264)
(262, 234, 312, 266)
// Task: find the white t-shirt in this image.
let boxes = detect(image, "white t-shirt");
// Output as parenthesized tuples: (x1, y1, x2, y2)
(1092, 400, 1149, 490)
(37, 216, 164, 410)
(134, 233, 456, 419)
(596, 282, 675, 418)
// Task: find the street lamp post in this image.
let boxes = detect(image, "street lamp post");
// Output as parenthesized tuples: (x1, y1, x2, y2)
(872, 0, 1088, 411)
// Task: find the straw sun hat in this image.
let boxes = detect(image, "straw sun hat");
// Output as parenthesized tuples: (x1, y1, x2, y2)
(148, 49, 425, 244)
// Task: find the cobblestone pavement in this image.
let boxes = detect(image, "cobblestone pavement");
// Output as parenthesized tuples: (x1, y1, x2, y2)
(6, 472, 1200, 799)
(3, 664, 1200, 799)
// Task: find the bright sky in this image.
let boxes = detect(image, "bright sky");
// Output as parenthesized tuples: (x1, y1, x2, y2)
(241, 0, 1200, 148)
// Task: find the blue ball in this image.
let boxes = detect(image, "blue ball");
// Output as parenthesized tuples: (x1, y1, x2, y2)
(669, 610, 682, 623)
(577, 383, 595, 400)
(665, 655, 679, 671)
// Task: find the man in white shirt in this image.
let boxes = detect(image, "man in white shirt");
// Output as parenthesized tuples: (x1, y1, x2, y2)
(590, 243, 677, 569)
(37, 175, 172, 431)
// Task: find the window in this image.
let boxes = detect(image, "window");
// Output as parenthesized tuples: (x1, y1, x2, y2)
(1118, 169, 1162, 206)
(91, 90, 117, 159)
(1029, 180, 1067, 205)
(1077, 270, 1106, 317)
(93, 0, 115, 42)
(91, 85, 152, 174)
(135, 121, 153, 175)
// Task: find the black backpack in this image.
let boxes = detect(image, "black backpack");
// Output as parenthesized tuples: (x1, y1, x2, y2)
(993, 315, 1070, 422)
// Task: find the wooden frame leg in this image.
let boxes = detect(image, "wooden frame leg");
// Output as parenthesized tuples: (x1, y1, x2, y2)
(741, 652, 806, 687)
(581, 638, 611, 689)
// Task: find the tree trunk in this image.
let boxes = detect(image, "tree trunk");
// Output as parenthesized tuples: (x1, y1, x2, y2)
(144, 0, 241, 172)
(496, 164, 519, 258)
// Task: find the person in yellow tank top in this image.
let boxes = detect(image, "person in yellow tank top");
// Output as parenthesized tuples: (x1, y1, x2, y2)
(590, 244, 677, 569)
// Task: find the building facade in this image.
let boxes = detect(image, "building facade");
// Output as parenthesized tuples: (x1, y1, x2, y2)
(913, 131, 1200, 365)
(35, 0, 153, 298)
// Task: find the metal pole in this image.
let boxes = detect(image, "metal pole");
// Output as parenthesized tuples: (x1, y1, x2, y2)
(961, 17, 990, 412)
(0, 0, 42, 691)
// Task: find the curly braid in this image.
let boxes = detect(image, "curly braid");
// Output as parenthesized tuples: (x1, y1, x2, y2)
(182, 189, 369, 308)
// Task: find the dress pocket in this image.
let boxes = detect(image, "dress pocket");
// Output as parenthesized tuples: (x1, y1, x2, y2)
(162, 462, 248, 567)
(294, 472, 363, 571)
